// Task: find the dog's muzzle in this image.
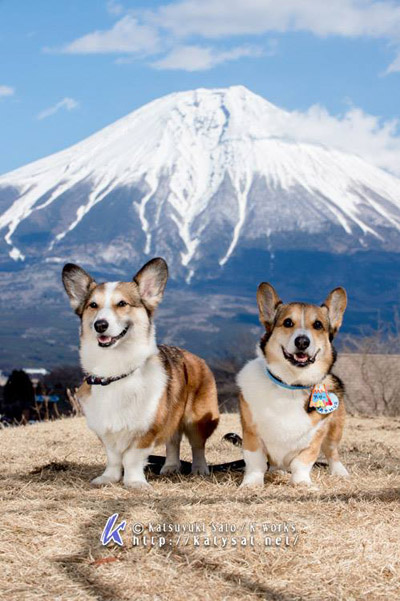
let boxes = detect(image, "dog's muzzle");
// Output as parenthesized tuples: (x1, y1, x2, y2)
(97, 325, 130, 348)
(282, 346, 320, 368)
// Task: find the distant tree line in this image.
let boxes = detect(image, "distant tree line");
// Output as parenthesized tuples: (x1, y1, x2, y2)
(0, 365, 82, 425)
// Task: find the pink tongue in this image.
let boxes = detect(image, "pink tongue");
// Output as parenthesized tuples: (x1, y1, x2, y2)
(295, 353, 308, 362)
(99, 336, 112, 343)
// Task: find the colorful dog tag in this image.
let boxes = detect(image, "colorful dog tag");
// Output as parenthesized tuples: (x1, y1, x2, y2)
(309, 384, 339, 414)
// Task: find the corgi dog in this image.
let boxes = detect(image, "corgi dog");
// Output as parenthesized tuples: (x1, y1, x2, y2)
(62, 258, 219, 488)
(237, 283, 349, 488)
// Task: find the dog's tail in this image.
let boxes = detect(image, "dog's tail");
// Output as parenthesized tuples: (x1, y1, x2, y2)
(222, 432, 243, 447)
(148, 432, 244, 474)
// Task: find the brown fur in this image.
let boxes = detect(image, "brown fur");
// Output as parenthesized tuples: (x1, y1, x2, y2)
(239, 394, 261, 453)
(76, 344, 219, 452)
(261, 303, 335, 376)
(135, 345, 219, 449)
(240, 282, 348, 480)
(262, 302, 347, 467)
(64, 258, 220, 479)
(240, 370, 347, 472)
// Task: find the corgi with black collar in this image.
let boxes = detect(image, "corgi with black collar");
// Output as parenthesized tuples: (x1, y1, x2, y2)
(62, 258, 219, 488)
(237, 282, 349, 488)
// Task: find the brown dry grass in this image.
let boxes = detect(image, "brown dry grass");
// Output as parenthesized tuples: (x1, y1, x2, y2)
(1, 413, 400, 601)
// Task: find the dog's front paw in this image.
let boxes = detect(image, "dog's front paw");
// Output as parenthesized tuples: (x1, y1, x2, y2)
(239, 473, 264, 488)
(91, 473, 120, 486)
(330, 462, 350, 478)
(124, 479, 152, 490)
(268, 465, 286, 475)
(160, 462, 181, 475)
(290, 474, 319, 490)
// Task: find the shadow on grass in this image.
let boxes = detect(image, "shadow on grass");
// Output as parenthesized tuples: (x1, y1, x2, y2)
(6, 458, 399, 507)
(39, 460, 400, 600)
(12, 455, 331, 482)
(52, 494, 299, 601)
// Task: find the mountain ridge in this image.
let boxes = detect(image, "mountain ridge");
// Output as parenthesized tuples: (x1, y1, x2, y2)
(1, 85, 400, 281)
(1, 85, 400, 368)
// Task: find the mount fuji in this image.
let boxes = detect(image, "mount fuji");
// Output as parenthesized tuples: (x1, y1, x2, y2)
(1, 86, 400, 368)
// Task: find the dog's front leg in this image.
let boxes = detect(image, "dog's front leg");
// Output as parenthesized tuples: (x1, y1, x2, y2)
(92, 444, 122, 485)
(123, 445, 152, 489)
(290, 427, 326, 487)
(240, 447, 267, 488)
(239, 394, 267, 488)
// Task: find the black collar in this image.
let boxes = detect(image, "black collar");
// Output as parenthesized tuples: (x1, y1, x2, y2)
(85, 368, 137, 386)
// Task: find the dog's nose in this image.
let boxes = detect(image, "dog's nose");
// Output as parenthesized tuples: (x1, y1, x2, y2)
(294, 335, 310, 351)
(94, 319, 109, 334)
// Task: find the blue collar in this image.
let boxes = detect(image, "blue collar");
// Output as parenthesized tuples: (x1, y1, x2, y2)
(265, 367, 312, 391)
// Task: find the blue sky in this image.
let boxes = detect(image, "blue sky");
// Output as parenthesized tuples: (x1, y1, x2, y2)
(1, 0, 400, 176)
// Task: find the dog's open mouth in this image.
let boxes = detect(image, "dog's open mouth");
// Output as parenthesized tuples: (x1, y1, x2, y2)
(282, 347, 319, 368)
(97, 325, 130, 348)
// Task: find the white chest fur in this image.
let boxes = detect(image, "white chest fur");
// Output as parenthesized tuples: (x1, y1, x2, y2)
(81, 356, 167, 448)
(237, 357, 323, 468)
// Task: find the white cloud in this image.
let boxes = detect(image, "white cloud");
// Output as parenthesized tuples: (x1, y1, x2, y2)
(37, 97, 79, 120)
(50, 0, 400, 72)
(58, 15, 160, 55)
(151, 44, 263, 71)
(272, 103, 400, 176)
(148, 0, 400, 39)
(0, 85, 15, 97)
(386, 52, 400, 73)
(106, 1, 124, 16)
(144, 0, 400, 73)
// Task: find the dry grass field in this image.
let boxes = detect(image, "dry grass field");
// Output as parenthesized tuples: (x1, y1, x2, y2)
(1, 413, 400, 601)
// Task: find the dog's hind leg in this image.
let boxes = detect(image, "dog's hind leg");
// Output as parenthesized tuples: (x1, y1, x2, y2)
(183, 363, 219, 476)
(184, 412, 216, 475)
(160, 429, 183, 474)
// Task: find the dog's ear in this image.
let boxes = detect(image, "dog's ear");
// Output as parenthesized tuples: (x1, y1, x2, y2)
(62, 264, 95, 315)
(133, 257, 168, 311)
(322, 287, 347, 337)
(257, 282, 282, 332)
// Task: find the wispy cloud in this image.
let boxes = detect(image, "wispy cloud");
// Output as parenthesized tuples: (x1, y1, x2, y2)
(106, 0, 124, 17)
(386, 52, 400, 73)
(56, 15, 160, 55)
(148, 0, 400, 39)
(49, 0, 400, 72)
(0, 85, 15, 98)
(268, 103, 400, 176)
(152, 44, 263, 71)
(37, 97, 79, 120)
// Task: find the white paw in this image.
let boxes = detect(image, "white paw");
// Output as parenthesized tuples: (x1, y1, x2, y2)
(124, 479, 151, 489)
(239, 473, 265, 488)
(191, 463, 210, 476)
(268, 465, 286, 475)
(160, 462, 181, 475)
(91, 473, 120, 486)
(330, 462, 350, 477)
(290, 474, 313, 487)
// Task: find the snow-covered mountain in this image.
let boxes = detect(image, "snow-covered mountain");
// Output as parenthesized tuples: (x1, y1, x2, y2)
(1, 86, 400, 368)
(1, 85, 400, 282)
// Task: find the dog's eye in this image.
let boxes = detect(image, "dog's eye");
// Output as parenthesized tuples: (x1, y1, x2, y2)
(89, 301, 98, 309)
(117, 300, 127, 307)
(313, 320, 323, 330)
(283, 318, 294, 328)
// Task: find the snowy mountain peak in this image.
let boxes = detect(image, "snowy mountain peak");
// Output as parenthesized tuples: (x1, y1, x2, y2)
(1, 86, 400, 279)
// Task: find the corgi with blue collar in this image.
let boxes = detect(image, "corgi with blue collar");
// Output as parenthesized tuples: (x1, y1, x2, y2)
(237, 283, 349, 488)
